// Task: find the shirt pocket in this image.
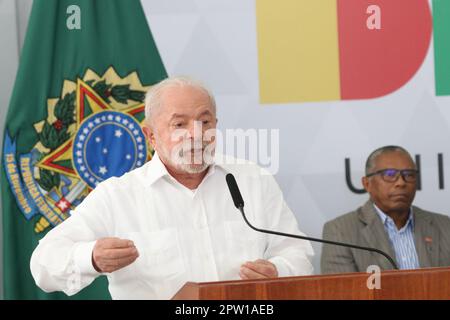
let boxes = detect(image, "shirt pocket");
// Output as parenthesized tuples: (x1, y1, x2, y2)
(225, 219, 265, 261)
(128, 228, 185, 280)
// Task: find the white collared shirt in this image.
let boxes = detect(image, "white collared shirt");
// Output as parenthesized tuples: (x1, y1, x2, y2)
(30, 154, 314, 299)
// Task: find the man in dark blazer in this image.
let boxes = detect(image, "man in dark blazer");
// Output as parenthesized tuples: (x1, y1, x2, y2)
(321, 146, 450, 274)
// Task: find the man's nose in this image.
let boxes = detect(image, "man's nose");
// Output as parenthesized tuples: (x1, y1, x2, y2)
(394, 174, 407, 187)
(187, 121, 203, 139)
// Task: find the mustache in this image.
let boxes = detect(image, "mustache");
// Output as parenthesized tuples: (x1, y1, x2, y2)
(177, 141, 211, 152)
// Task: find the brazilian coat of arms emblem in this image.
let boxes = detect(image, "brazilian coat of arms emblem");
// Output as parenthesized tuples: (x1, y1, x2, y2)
(3, 67, 153, 233)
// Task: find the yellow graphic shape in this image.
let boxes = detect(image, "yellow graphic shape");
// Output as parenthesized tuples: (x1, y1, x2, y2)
(256, 0, 341, 103)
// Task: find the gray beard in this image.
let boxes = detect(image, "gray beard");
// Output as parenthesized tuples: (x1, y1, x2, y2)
(159, 145, 215, 174)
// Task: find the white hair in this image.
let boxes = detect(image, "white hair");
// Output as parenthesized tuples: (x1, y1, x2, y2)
(144, 76, 216, 126)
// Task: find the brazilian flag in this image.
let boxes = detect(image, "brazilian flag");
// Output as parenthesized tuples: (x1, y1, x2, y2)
(1, 0, 166, 299)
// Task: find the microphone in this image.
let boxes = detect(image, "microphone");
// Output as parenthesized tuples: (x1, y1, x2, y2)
(225, 173, 398, 270)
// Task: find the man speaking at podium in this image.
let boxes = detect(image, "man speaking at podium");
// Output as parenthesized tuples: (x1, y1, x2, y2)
(30, 77, 314, 299)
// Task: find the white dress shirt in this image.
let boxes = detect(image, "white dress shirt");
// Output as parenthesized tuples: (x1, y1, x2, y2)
(30, 154, 314, 299)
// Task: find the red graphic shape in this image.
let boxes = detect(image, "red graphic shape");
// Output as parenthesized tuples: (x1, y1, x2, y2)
(337, 0, 432, 100)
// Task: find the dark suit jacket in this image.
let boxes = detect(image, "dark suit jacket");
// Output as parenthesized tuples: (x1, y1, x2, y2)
(321, 200, 450, 274)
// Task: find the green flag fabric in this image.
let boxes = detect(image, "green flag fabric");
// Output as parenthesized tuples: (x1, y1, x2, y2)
(2, 0, 167, 299)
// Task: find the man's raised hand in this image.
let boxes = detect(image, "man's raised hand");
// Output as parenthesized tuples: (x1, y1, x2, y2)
(92, 238, 139, 273)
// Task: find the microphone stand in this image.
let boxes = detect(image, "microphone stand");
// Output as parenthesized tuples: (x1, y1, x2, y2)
(237, 205, 399, 270)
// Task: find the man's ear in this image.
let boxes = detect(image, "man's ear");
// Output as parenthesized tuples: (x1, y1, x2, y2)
(142, 124, 156, 148)
(362, 176, 370, 193)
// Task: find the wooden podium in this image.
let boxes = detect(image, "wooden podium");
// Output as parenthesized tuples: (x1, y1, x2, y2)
(172, 267, 450, 300)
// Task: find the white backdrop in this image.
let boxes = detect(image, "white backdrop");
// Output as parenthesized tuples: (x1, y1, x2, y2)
(141, 0, 450, 273)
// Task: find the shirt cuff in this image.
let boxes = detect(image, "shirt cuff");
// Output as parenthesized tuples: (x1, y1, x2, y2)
(269, 256, 293, 277)
(73, 241, 100, 276)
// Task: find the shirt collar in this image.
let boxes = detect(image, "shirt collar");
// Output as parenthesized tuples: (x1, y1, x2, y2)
(143, 152, 170, 187)
(373, 203, 415, 230)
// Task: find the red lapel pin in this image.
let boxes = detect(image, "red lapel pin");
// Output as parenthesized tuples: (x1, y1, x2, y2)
(424, 237, 433, 243)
